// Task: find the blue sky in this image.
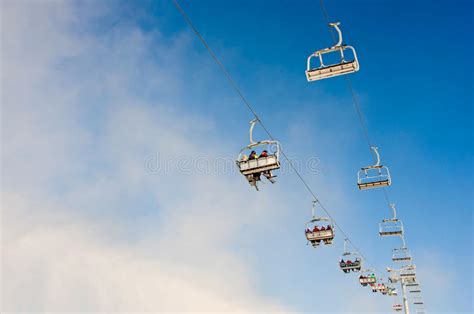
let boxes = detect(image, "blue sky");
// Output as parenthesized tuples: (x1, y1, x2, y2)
(1, 0, 472, 313)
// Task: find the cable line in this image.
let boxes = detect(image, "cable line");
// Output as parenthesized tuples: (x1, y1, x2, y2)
(173, 0, 380, 273)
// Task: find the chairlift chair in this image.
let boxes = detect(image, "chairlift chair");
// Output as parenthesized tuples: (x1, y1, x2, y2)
(392, 247, 412, 263)
(412, 291, 425, 306)
(357, 147, 391, 190)
(306, 22, 359, 82)
(387, 285, 398, 296)
(359, 269, 377, 286)
(393, 304, 403, 312)
(378, 281, 389, 295)
(370, 283, 378, 293)
(339, 239, 362, 273)
(379, 204, 404, 237)
(400, 267, 417, 283)
(236, 119, 281, 190)
(373, 282, 387, 293)
(305, 201, 335, 247)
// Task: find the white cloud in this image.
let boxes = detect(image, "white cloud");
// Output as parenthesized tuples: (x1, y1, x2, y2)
(0, 1, 290, 312)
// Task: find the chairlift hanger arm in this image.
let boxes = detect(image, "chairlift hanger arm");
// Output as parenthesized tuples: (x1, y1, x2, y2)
(329, 22, 343, 47)
(249, 118, 258, 145)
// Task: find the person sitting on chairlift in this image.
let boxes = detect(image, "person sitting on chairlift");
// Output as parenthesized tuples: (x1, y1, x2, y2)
(252, 172, 261, 181)
(312, 225, 319, 232)
(320, 226, 326, 231)
(259, 150, 268, 158)
(326, 225, 332, 230)
(249, 151, 258, 160)
(241, 154, 248, 161)
(305, 228, 312, 234)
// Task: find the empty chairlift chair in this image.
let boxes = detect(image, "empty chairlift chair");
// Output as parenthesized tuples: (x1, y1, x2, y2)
(236, 119, 281, 191)
(400, 265, 417, 283)
(413, 295, 424, 306)
(379, 204, 404, 237)
(357, 147, 391, 190)
(305, 201, 335, 248)
(339, 239, 363, 273)
(392, 246, 412, 263)
(306, 22, 359, 82)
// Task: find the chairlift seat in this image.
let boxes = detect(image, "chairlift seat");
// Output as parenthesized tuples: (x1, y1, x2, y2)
(379, 230, 403, 236)
(306, 229, 334, 242)
(358, 179, 390, 190)
(393, 256, 412, 262)
(238, 155, 280, 175)
(306, 60, 359, 82)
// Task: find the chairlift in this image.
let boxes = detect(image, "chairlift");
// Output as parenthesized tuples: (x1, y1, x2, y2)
(339, 239, 362, 273)
(236, 119, 281, 190)
(372, 282, 387, 293)
(357, 147, 391, 190)
(413, 299, 424, 305)
(305, 201, 335, 247)
(393, 304, 403, 312)
(306, 22, 359, 82)
(387, 284, 398, 296)
(392, 246, 412, 263)
(379, 282, 389, 295)
(379, 204, 404, 237)
(359, 269, 377, 286)
(400, 265, 417, 283)
(370, 283, 378, 293)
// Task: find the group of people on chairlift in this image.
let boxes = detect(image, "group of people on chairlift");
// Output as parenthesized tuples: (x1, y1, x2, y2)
(240, 150, 276, 185)
(340, 257, 361, 267)
(359, 273, 376, 281)
(305, 225, 333, 234)
(240, 150, 269, 162)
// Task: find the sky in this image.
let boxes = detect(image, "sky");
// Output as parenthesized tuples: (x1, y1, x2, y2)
(1, 0, 473, 313)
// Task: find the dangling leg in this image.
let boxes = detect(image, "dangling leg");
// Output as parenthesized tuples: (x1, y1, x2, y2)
(263, 171, 276, 183)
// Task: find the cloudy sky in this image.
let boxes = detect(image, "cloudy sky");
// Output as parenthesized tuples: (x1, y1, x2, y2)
(1, 0, 472, 313)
